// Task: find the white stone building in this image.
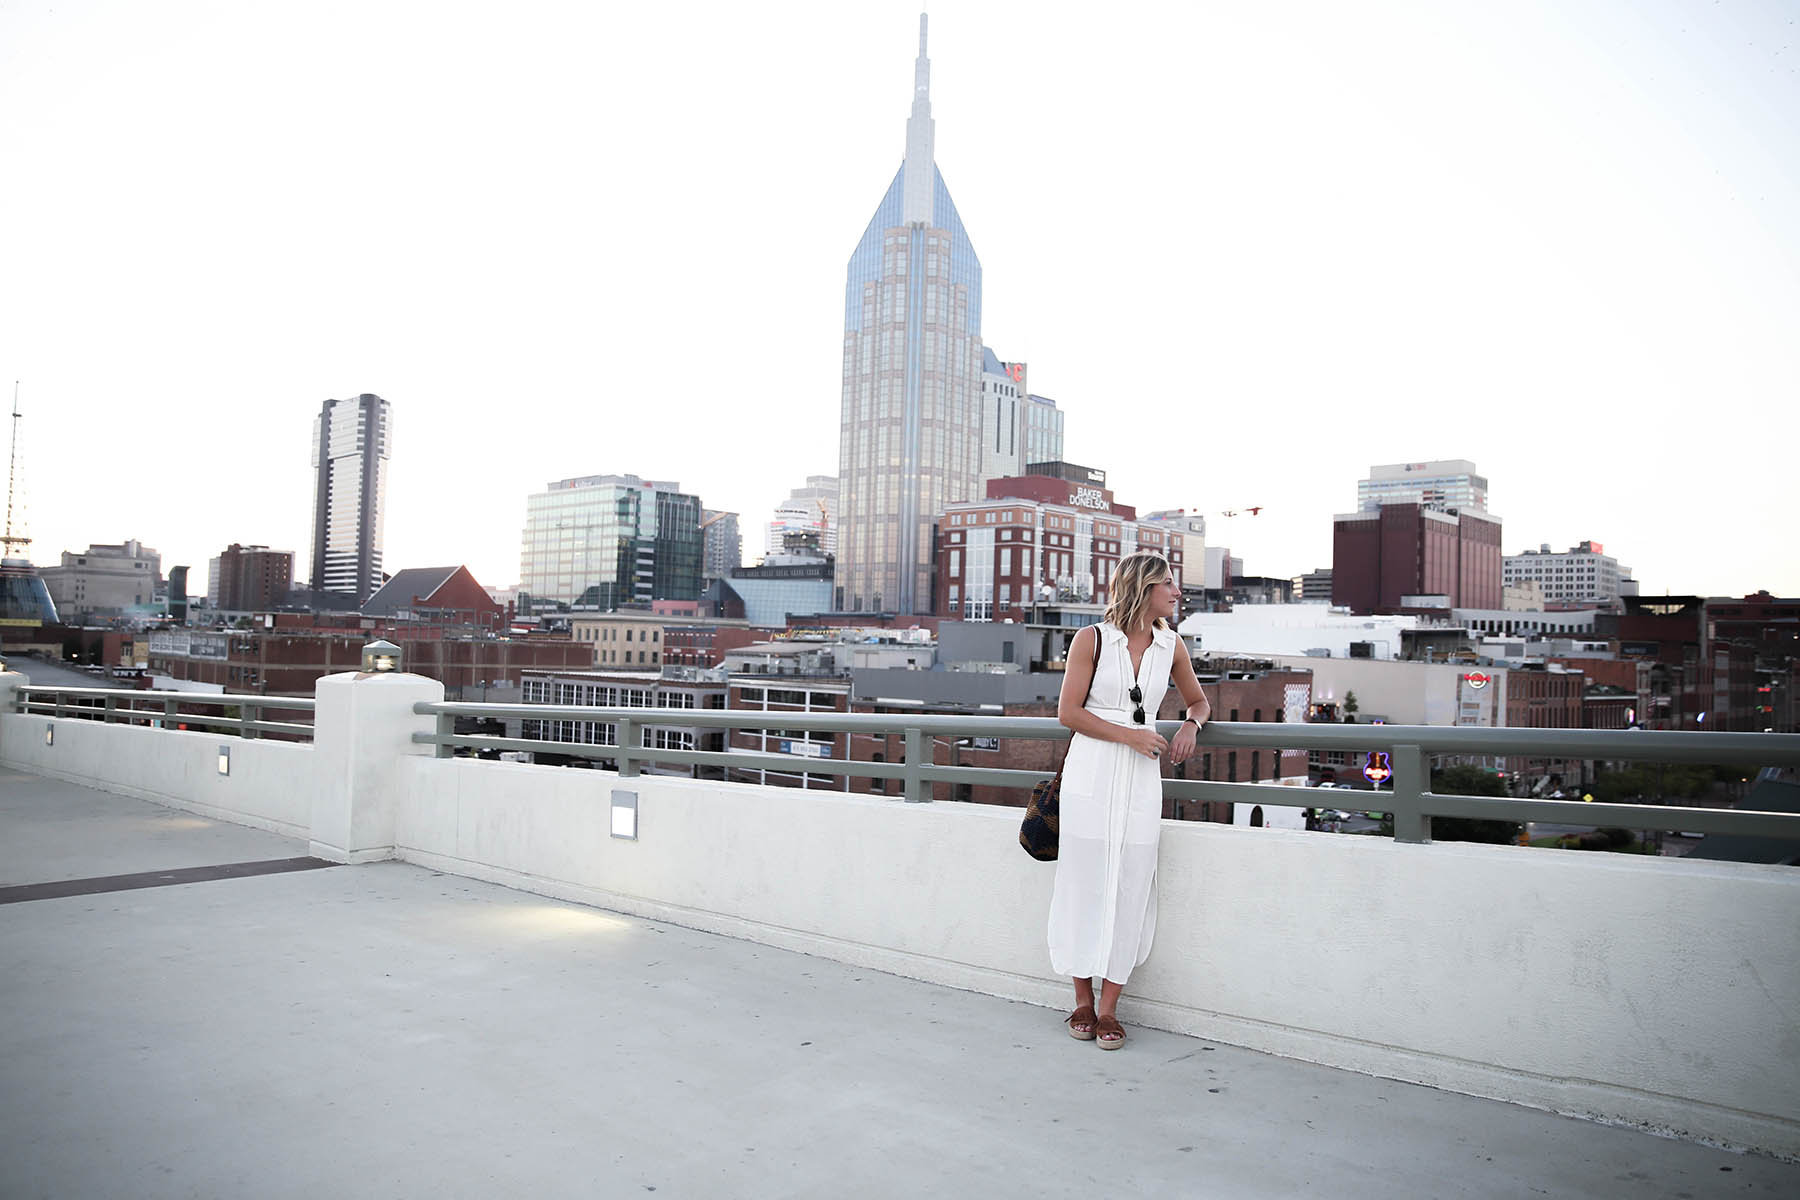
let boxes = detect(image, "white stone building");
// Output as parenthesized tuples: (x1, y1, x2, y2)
(1502, 541, 1634, 607)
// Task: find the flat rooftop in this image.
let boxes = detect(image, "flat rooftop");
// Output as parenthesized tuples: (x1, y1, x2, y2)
(2, 770, 1795, 1198)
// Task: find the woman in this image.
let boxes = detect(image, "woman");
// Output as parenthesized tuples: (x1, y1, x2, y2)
(1048, 551, 1211, 1050)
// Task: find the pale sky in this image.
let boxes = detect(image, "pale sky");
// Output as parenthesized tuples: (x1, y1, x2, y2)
(2, 0, 1796, 600)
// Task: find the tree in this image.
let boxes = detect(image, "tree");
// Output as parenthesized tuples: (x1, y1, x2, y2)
(1429, 765, 1522, 844)
(1343, 690, 1360, 716)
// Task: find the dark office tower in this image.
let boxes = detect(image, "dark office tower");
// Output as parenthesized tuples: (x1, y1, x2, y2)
(309, 393, 391, 603)
(1332, 504, 1503, 614)
(836, 13, 984, 615)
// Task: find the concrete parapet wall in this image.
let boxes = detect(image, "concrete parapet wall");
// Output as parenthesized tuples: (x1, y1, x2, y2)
(391, 756, 1800, 1159)
(1, 710, 317, 839)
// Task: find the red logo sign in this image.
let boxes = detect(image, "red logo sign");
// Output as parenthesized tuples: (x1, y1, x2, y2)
(1463, 671, 1490, 689)
(1363, 752, 1392, 784)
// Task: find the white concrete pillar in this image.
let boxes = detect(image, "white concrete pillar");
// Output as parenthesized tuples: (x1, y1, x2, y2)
(0, 670, 24, 758)
(310, 670, 444, 863)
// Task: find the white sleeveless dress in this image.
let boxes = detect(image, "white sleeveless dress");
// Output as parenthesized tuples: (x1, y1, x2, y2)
(1047, 622, 1179, 984)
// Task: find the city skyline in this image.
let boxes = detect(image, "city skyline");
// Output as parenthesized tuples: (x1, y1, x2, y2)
(2, 1, 1796, 599)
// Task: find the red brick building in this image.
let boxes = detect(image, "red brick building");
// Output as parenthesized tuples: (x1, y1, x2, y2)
(934, 475, 1187, 621)
(145, 627, 593, 696)
(662, 624, 784, 669)
(213, 544, 293, 611)
(360, 566, 506, 634)
(1332, 504, 1501, 614)
(1504, 666, 1585, 730)
(1608, 596, 1766, 730)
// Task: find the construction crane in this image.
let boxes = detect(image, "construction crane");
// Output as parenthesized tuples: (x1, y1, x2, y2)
(699, 511, 732, 532)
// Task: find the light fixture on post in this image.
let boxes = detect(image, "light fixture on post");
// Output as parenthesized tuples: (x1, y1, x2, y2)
(218, 745, 231, 776)
(361, 639, 402, 673)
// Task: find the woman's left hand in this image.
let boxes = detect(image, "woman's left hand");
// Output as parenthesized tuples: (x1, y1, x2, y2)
(1170, 720, 1201, 763)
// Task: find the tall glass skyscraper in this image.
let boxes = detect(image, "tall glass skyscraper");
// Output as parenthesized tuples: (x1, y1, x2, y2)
(309, 393, 391, 602)
(519, 475, 703, 609)
(837, 13, 983, 615)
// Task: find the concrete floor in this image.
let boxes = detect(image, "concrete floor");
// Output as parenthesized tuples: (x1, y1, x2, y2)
(1, 768, 1795, 1199)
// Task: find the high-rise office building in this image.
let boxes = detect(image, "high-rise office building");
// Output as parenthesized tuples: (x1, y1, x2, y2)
(701, 510, 742, 585)
(1021, 394, 1064, 473)
(766, 476, 839, 560)
(979, 350, 1026, 487)
(519, 475, 702, 609)
(309, 393, 392, 602)
(837, 14, 983, 614)
(1332, 504, 1503, 613)
(210, 544, 295, 611)
(1356, 460, 1488, 514)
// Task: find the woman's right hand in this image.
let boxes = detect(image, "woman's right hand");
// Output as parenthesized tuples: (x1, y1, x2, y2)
(1122, 727, 1167, 759)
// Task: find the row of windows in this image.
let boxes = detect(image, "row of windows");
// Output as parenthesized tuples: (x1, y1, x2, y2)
(735, 686, 841, 709)
(577, 626, 662, 643)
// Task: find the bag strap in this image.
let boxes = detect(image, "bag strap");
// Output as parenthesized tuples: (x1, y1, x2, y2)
(1080, 624, 1101, 705)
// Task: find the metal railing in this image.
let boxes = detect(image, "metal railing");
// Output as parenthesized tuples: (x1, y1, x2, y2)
(411, 700, 1800, 845)
(16, 684, 316, 741)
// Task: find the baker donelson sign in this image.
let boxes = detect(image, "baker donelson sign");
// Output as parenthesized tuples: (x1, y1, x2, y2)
(1068, 486, 1108, 511)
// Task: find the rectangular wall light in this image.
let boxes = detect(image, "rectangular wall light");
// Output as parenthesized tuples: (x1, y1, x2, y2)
(611, 789, 638, 840)
(44, 724, 53, 746)
(217, 745, 231, 776)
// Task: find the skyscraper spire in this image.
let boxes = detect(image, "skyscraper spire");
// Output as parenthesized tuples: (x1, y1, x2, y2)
(839, 10, 981, 615)
(3, 382, 31, 561)
(902, 11, 935, 224)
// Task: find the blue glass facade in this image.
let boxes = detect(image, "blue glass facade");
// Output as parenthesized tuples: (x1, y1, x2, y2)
(0, 566, 58, 626)
(844, 166, 982, 337)
(837, 165, 985, 614)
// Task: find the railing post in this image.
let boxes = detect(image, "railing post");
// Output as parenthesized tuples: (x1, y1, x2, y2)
(1390, 743, 1431, 844)
(618, 717, 638, 778)
(241, 700, 259, 740)
(162, 695, 177, 729)
(903, 726, 928, 803)
(435, 711, 455, 759)
(103, 693, 117, 726)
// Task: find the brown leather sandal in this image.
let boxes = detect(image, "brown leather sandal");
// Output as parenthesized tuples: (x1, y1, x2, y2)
(1095, 1013, 1126, 1050)
(1066, 1005, 1097, 1041)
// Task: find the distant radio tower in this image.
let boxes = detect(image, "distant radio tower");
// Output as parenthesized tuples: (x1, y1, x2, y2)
(2, 382, 30, 560)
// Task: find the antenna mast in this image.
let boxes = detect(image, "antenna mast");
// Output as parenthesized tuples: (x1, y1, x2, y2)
(3, 381, 29, 557)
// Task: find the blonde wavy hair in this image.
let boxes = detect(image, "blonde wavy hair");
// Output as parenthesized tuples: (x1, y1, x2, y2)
(1103, 551, 1174, 633)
